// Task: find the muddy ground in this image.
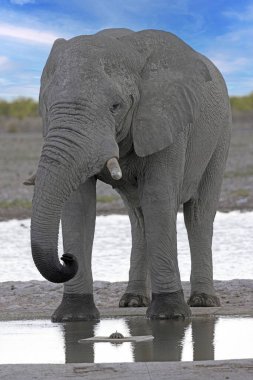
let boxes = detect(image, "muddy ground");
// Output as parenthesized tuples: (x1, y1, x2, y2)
(1, 279, 252, 320)
(0, 111, 253, 220)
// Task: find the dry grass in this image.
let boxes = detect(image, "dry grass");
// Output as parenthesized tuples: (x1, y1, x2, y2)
(0, 111, 253, 218)
(0, 116, 42, 134)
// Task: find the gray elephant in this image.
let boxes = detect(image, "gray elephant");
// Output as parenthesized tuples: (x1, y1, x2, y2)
(31, 28, 231, 322)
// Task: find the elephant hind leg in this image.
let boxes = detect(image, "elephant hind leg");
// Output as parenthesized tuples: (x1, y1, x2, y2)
(187, 292, 220, 307)
(184, 129, 230, 307)
(119, 293, 150, 307)
(184, 195, 218, 306)
(117, 192, 151, 307)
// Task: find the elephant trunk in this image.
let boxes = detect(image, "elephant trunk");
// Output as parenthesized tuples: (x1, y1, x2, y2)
(30, 122, 121, 284)
(31, 159, 80, 283)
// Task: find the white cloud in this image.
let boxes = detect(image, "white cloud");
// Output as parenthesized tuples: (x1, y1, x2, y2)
(10, 0, 35, 5)
(0, 84, 39, 100)
(210, 55, 249, 75)
(0, 23, 60, 45)
(223, 4, 253, 21)
(227, 78, 253, 96)
(0, 56, 13, 71)
(216, 27, 253, 44)
(0, 56, 9, 66)
(203, 23, 253, 95)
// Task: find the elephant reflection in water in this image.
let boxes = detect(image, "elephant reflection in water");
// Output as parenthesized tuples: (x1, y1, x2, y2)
(64, 321, 95, 363)
(127, 317, 216, 362)
(62, 318, 216, 363)
(127, 317, 190, 362)
(192, 318, 216, 361)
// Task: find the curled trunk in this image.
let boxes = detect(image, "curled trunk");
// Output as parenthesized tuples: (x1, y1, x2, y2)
(31, 162, 79, 283)
(30, 119, 120, 283)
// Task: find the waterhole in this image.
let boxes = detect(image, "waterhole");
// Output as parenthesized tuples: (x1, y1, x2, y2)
(1, 212, 253, 282)
(0, 316, 252, 364)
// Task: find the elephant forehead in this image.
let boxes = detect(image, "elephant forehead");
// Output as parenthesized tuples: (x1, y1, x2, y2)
(59, 36, 138, 73)
(54, 52, 136, 96)
(63, 36, 118, 60)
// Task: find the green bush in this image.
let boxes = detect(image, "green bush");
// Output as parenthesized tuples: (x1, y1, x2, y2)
(0, 98, 39, 119)
(230, 93, 253, 111)
(0, 93, 253, 119)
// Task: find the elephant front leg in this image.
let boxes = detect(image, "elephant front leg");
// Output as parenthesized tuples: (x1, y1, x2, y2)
(119, 206, 150, 307)
(51, 178, 99, 322)
(142, 198, 191, 319)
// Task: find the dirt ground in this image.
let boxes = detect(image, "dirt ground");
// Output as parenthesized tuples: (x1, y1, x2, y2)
(0, 110, 253, 220)
(0, 279, 252, 320)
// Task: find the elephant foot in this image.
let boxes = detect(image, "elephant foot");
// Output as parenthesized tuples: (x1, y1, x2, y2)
(146, 290, 191, 320)
(119, 293, 150, 307)
(187, 292, 221, 307)
(51, 293, 100, 322)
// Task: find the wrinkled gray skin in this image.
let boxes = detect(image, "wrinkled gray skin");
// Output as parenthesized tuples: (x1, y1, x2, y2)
(31, 28, 231, 322)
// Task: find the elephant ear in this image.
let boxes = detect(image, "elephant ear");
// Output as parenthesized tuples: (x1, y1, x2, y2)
(40, 38, 66, 138)
(133, 60, 211, 157)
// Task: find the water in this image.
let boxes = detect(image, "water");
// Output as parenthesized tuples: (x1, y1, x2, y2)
(0, 316, 252, 364)
(0, 211, 252, 282)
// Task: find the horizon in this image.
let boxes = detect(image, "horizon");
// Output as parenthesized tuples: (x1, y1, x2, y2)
(0, 0, 253, 100)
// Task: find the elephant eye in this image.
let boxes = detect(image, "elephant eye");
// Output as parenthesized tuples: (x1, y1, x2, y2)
(110, 103, 121, 113)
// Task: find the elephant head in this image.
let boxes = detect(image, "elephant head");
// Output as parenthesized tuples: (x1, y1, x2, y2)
(32, 28, 211, 283)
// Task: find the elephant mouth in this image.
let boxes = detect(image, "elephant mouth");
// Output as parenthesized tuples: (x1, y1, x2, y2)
(25, 157, 122, 186)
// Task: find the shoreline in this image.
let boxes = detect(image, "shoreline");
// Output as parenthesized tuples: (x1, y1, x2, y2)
(0, 205, 253, 222)
(1, 279, 252, 321)
(1, 280, 252, 380)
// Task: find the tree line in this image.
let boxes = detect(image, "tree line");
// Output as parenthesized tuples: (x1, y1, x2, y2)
(230, 93, 253, 111)
(0, 93, 253, 119)
(0, 98, 39, 119)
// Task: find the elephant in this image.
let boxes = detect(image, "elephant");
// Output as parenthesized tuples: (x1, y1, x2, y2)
(30, 28, 231, 322)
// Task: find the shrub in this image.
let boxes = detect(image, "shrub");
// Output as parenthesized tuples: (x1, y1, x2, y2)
(0, 98, 39, 119)
(0, 93, 253, 119)
(230, 93, 253, 111)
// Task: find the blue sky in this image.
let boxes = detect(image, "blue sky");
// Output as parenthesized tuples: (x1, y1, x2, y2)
(0, 0, 253, 99)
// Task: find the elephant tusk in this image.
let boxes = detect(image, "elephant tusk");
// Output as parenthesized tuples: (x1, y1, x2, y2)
(23, 173, 36, 186)
(106, 158, 122, 180)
